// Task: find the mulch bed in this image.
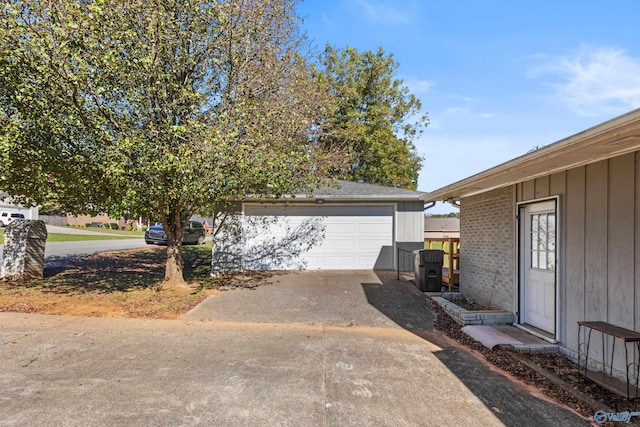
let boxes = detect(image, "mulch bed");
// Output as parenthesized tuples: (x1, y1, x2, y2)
(430, 299, 640, 425)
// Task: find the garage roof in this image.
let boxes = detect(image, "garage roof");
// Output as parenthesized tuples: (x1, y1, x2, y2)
(309, 180, 428, 201)
(425, 108, 640, 202)
(247, 180, 428, 202)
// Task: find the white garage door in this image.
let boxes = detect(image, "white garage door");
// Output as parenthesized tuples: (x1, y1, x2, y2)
(243, 204, 394, 270)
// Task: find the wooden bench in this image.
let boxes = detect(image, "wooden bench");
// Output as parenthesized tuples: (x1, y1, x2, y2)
(578, 321, 640, 399)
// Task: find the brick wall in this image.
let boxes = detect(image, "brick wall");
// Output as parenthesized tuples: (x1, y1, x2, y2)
(460, 186, 515, 311)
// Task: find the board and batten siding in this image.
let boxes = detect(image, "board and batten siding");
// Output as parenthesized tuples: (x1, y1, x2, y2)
(515, 151, 639, 374)
(396, 200, 426, 270)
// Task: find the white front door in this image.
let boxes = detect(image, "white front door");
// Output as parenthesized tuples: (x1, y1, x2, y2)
(521, 200, 556, 334)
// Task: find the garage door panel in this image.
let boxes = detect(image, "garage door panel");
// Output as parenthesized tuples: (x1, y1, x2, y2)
(357, 238, 390, 250)
(316, 255, 356, 269)
(325, 222, 356, 234)
(243, 214, 327, 270)
(358, 222, 388, 232)
(244, 205, 393, 270)
(307, 239, 358, 255)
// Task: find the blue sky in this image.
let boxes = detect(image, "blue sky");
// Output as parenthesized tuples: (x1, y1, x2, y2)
(296, 0, 640, 213)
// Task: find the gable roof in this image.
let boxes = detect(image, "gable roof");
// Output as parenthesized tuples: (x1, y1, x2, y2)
(246, 180, 428, 202)
(425, 108, 640, 202)
(310, 180, 428, 201)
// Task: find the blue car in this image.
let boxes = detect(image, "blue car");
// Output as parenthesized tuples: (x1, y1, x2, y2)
(144, 221, 206, 245)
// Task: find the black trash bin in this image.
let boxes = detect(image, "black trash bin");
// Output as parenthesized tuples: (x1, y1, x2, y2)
(413, 249, 444, 292)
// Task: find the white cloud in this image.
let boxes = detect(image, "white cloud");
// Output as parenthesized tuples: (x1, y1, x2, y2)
(444, 107, 469, 115)
(353, 0, 411, 24)
(443, 107, 494, 119)
(440, 94, 478, 103)
(437, 106, 497, 121)
(427, 118, 442, 131)
(402, 76, 435, 94)
(529, 45, 640, 117)
(320, 12, 332, 27)
(415, 134, 529, 192)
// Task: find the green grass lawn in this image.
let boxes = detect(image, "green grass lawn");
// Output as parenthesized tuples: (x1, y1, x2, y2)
(425, 241, 444, 250)
(46, 233, 143, 242)
(71, 227, 145, 237)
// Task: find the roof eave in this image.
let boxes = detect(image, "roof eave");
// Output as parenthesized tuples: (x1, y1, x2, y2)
(243, 194, 429, 202)
(425, 108, 640, 202)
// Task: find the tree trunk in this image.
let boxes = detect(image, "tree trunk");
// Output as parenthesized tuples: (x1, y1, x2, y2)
(161, 213, 190, 290)
(164, 241, 189, 288)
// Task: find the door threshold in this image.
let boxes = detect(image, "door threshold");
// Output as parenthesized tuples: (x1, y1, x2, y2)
(514, 323, 558, 344)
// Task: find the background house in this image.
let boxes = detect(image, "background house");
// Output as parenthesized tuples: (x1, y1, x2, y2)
(425, 108, 640, 388)
(0, 192, 39, 220)
(212, 180, 427, 273)
(424, 217, 459, 240)
(66, 213, 122, 228)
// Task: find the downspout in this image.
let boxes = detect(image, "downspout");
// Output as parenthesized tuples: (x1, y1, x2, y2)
(423, 201, 436, 211)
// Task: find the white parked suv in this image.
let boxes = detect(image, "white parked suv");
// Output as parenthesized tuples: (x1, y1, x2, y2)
(0, 212, 26, 227)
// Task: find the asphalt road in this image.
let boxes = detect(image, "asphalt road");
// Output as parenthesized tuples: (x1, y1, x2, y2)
(0, 239, 148, 269)
(43, 239, 150, 267)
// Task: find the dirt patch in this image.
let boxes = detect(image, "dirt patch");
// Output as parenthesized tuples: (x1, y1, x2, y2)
(431, 299, 640, 425)
(441, 294, 489, 310)
(0, 287, 213, 319)
(0, 245, 260, 319)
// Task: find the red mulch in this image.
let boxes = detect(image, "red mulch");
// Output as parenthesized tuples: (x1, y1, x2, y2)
(430, 299, 640, 425)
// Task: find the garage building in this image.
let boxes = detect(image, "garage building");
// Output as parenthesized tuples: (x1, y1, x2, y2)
(212, 180, 427, 273)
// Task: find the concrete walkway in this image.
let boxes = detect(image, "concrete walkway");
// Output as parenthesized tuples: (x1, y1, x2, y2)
(0, 271, 590, 426)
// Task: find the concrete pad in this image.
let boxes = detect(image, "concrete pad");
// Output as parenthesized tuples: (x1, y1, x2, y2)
(1, 315, 327, 426)
(183, 270, 434, 331)
(462, 324, 561, 353)
(0, 271, 591, 426)
(462, 325, 524, 349)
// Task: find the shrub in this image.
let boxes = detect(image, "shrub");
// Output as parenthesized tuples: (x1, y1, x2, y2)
(109, 223, 118, 230)
(142, 225, 148, 232)
(85, 223, 92, 227)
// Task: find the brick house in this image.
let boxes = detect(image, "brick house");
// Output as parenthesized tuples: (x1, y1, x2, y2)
(423, 217, 459, 240)
(424, 109, 640, 387)
(0, 192, 39, 220)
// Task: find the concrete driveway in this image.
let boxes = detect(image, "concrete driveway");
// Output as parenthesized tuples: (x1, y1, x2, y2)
(0, 271, 590, 426)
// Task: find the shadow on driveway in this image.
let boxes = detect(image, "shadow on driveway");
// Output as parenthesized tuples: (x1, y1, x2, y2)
(0, 269, 590, 426)
(182, 270, 429, 328)
(362, 271, 590, 427)
(182, 269, 589, 426)
(360, 270, 434, 331)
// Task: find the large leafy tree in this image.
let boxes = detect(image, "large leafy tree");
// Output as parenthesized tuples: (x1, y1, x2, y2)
(0, 0, 339, 288)
(316, 46, 428, 190)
